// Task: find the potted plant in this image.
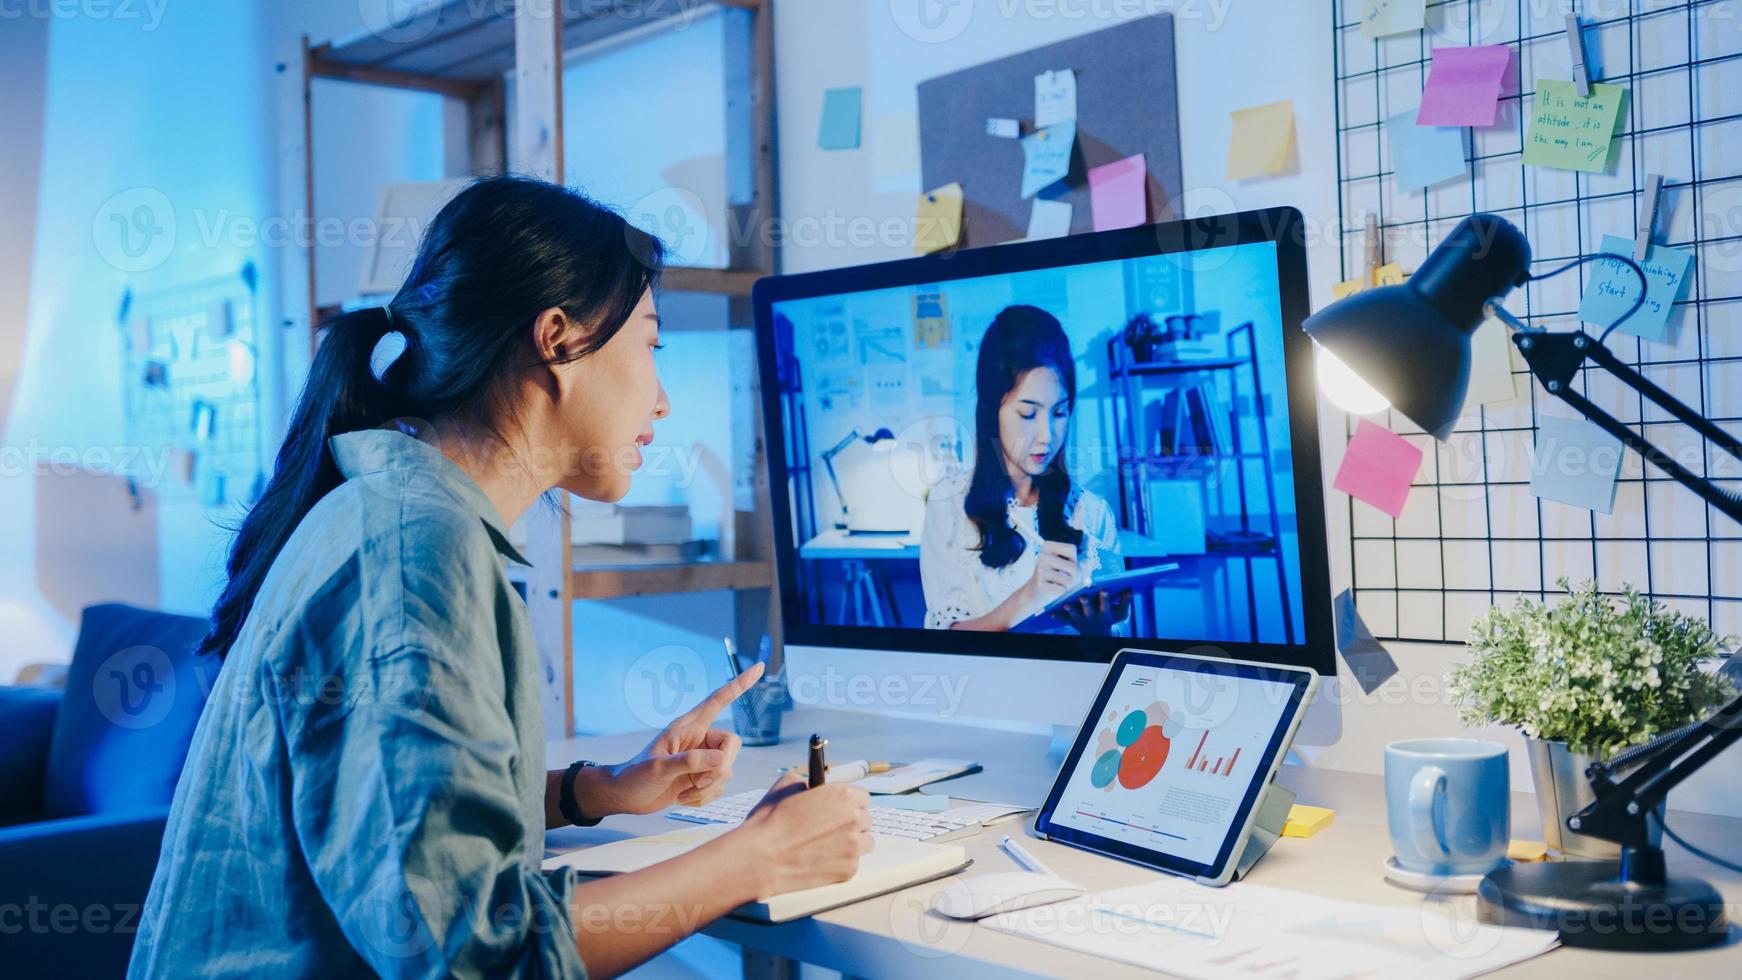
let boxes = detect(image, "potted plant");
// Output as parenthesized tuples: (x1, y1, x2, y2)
(1447, 579, 1735, 859)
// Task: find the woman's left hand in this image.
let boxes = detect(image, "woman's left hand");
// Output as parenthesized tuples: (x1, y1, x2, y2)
(1055, 588, 1133, 636)
(587, 662, 764, 816)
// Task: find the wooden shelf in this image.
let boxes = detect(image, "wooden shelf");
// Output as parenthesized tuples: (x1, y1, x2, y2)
(311, 0, 761, 83)
(660, 266, 767, 297)
(568, 560, 771, 599)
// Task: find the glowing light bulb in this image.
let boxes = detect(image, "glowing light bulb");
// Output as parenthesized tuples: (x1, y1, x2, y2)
(1314, 343, 1390, 415)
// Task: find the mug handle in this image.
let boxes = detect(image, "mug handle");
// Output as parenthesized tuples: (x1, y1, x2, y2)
(1408, 765, 1450, 863)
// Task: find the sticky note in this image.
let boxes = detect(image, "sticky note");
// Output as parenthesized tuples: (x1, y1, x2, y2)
(1531, 416, 1623, 513)
(986, 117, 1020, 139)
(1577, 234, 1692, 343)
(1417, 46, 1512, 126)
(1332, 261, 1406, 299)
(1026, 199, 1072, 240)
(1335, 587, 1398, 695)
(1386, 109, 1468, 190)
(1020, 122, 1075, 199)
(1464, 317, 1519, 407)
(1508, 840, 1549, 862)
(1523, 80, 1626, 173)
(1034, 69, 1077, 128)
(870, 112, 919, 187)
(1333, 419, 1423, 519)
(1227, 100, 1296, 180)
(1284, 804, 1337, 838)
(914, 182, 963, 254)
(1088, 154, 1146, 232)
(818, 87, 862, 150)
(1361, 0, 1425, 39)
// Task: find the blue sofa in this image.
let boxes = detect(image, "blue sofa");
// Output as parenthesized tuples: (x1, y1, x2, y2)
(0, 603, 215, 978)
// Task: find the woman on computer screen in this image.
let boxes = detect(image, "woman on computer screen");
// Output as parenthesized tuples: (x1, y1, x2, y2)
(919, 304, 1129, 635)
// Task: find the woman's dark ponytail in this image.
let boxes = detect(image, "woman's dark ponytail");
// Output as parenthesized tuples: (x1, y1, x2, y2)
(199, 176, 661, 659)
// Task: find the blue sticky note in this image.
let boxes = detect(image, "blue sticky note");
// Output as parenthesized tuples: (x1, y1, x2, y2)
(1386, 109, 1468, 190)
(1577, 234, 1693, 343)
(818, 87, 862, 150)
(1530, 416, 1623, 513)
(1020, 122, 1075, 199)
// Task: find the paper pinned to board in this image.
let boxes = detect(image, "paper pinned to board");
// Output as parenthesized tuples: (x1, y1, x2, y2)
(818, 87, 862, 150)
(1386, 109, 1469, 189)
(1417, 45, 1512, 127)
(1088, 154, 1147, 232)
(1530, 416, 1623, 514)
(1020, 122, 1076, 199)
(914, 183, 964, 254)
(1361, 0, 1425, 39)
(1577, 233, 1692, 343)
(1523, 79, 1625, 173)
(1026, 199, 1073, 240)
(1034, 68, 1077, 128)
(1333, 419, 1423, 520)
(1331, 261, 1406, 300)
(1334, 588, 1399, 695)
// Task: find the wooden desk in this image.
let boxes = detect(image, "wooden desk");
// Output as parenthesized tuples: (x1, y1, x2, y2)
(547, 708, 1741, 978)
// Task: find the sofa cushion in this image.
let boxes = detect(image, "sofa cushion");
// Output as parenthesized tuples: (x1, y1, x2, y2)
(43, 604, 216, 818)
(0, 685, 61, 822)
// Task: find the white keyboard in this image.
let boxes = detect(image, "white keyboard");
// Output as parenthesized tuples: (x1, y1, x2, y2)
(669, 789, 985, 842)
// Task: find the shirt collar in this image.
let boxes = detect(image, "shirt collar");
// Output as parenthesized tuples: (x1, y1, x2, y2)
(329, 425, 533, 567)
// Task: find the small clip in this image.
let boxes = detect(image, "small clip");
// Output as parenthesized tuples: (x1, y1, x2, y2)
(1566, 14, 1591, 97)
(1363, 214, 1384, 285)
(1635, 173, 1664, 262)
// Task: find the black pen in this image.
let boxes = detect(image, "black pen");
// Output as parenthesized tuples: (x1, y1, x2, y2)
(808, 734, 827, 789)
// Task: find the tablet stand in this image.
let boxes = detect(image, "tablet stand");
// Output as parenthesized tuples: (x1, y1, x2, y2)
(1232, 782, 1296, 881)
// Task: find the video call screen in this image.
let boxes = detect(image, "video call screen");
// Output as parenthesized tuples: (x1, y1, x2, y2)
(767, 240, 1305, 646)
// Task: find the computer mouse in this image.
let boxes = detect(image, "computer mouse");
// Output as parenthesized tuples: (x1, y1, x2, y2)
(930, 871, 1087, 920)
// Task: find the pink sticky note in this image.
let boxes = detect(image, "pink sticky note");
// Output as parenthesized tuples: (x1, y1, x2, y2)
(1417, 45, 1512, 127)
(1333, 419, 1424, 519)
(1088, 154, 1147, 232)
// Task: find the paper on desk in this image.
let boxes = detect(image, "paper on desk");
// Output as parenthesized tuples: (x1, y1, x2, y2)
(1386, 109, 1468, 190)
(933, 799, 1034, 825)
(1523, 79, 1625, 173)
(1333, 419, 1423, 520)
(1088, 153, 1146, 232)
(1417, 45, 1512, 127)
(914, 183, 963, 254)
(1034, 69, 1076, 128)
(1361, 0, 1425, 39)
(1530, 416, 1623, 514)
(1026, 199, 1072, 240)
(857, 758, 981, 794)
(982, 875, 1559, 980)
(1020, 122, 1075, 199)
(818, 87, 862, 150)
(1577, 234, 1692, 343)
(1226, 100, 1295, 180)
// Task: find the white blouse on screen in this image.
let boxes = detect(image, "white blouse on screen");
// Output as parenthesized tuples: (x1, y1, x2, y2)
(919, 473, 1123, 630)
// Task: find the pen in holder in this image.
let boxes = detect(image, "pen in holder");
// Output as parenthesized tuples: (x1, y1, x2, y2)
(727, 636, 787, 746)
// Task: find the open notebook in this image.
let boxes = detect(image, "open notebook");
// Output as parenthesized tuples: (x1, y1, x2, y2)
(544, 824, 971, 923)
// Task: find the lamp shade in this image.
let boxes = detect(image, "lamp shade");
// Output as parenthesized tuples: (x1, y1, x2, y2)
(1303, 214, 1532, 439)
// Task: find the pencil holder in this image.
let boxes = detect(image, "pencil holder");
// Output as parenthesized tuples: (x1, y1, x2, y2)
(731, 666, 786, 746)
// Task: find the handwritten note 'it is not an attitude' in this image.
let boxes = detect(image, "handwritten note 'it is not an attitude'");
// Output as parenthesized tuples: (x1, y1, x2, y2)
(1523, 80, 1626, 173)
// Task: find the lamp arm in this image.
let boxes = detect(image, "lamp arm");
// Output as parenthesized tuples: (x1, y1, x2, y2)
(1569, 691, 1742, 849)
(1508, 328, 1742, 524)
(821, 430, 860, 525)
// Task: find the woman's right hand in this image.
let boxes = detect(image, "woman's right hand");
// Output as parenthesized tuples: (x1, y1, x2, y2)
(732, 772, 873, 898)
(1020, 540, 1080, 613)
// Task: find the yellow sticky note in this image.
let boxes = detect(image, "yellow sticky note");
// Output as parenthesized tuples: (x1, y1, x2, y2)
(1332, 261, 1406, 299)
(1283, 803, 1335, 838)
(1361, 0, 1425, 39)
(914, 182, 963, 254)
(1227, 99, 1296, 180)
(1523, 80, 1626, 174)
(1508, 840, 1548, 862)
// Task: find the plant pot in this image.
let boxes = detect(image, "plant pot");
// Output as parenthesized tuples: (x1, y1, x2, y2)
(1523, 737, 1662, 860)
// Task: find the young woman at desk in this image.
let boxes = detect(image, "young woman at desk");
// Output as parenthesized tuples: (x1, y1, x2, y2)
(919, 305, 1130, 635)
(129, 177, 872, 979)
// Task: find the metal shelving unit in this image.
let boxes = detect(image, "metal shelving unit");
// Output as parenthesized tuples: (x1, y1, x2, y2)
(276, 0, 780, 737)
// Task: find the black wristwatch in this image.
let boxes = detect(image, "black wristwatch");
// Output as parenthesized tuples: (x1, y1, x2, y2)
(560, 760, 603, 827)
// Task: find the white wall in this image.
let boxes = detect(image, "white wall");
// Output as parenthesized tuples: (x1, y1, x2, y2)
(767, 0, 1741, 819)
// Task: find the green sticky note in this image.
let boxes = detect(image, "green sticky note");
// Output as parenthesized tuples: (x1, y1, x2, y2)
(818, 87, 862, 150)
(1523, 80, 1626, 173)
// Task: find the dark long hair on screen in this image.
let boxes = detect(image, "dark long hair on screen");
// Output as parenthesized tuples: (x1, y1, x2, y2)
(199, 175, 662, 659)
(963, 305, 1084, 570)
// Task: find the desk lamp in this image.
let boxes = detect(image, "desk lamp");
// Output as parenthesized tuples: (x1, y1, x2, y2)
(821, 428, 895, 530)
(1303, 213, 1741, 950)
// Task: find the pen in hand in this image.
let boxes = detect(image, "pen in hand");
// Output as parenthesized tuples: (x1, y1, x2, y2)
(808, 734, 828, 789)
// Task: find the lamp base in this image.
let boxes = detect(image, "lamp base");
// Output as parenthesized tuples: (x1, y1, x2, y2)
(1477, 860, 1728, 951)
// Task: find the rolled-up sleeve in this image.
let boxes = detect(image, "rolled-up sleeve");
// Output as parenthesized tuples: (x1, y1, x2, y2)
(276, 641, 586, 979)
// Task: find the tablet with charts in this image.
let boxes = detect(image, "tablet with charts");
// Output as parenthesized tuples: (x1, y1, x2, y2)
(1034, 648, 1318, 886)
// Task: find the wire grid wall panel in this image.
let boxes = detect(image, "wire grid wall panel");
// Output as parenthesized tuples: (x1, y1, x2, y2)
(1332, 0, 1742, 644)
(119, 270, 266, 507)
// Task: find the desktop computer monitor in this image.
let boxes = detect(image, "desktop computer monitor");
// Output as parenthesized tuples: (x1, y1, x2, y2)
(753, 208, 1334, 716)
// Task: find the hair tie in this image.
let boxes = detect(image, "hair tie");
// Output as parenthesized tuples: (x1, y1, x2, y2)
(369, 314, 409, 383)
